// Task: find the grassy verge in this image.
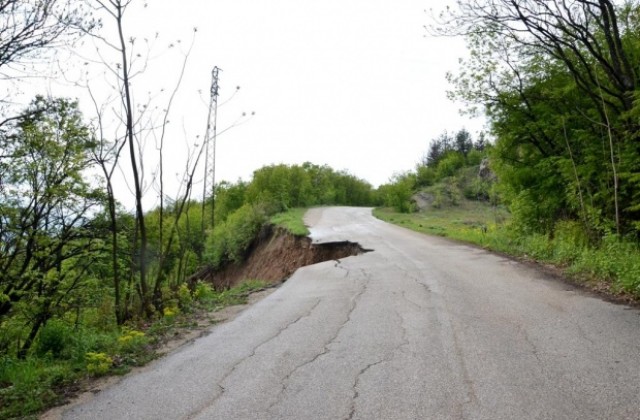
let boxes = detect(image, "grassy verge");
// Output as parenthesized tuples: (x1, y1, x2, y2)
(0, 280, 269, 420)
(374, 203, 640, 300)
(373, 201, 508, 241)
(270, 208, 310, 236)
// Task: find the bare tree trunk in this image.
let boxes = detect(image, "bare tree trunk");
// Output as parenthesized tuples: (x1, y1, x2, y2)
(112, 1, 151, 316)
(90, 92, 128, 324)
(562, 118, 587, 227)
(596, 74, 621, 235)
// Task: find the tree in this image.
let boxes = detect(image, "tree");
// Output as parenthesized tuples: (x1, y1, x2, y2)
(0, 0, 95, 72)
(474, 132, 487, 152)
(379, 172, 416, 213)
(425, 131, 453, 167)
(434, 1, 638, 113)
(88, 0, 195, 316)
(437, 0, 640, 234)
(100, 0, 151, 315)
(0, 96, 103, 355)
(89, 92, 129, 324)
(454, 128, 473, 158)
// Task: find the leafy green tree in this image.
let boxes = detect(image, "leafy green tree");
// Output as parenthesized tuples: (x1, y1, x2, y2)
(245, 163, 374, 210)
(215, 181, 248, 223)
(379, 172, 416, 213)
(303, 162, 335, 203)
(454, 129, 473, 158)
(435, 152, 466, 179)
(203, 204, 268, 271)
(415, 165, 436, 187)
(440, 0, 640, 235)
(0, 97, 104, 356)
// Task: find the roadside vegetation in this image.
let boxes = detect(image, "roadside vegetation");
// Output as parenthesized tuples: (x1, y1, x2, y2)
(378, 125, 640, 300)
(3, 0, 640, 417)
(270, 208, 311, 236)
(0, 279, 268, 419)
(375, 202, 640, 298)
(376, 1, 640, 300)
(0, 156, 376, 417)
(0, 2, 378, 416)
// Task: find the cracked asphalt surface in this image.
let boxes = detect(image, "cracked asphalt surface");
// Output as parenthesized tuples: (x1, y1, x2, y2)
(62, 207, 640, 420)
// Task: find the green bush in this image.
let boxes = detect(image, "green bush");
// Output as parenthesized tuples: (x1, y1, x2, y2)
(463, 177, 491, 201)
(85, 352, 112, 376)
(65, 328, 119, 364)
(0, 356, 73, 418)
(415, 165, 436, 187)
(36, 319, 71, 359)
(177, 284, 193, 310)
(379, 173, 416, 213)
(430, 178, 463, 209)
(194, 282, 216, 303)
(435, 152, 465, 179)
(572, 235, 640, 292)
(551, 220, 588, 263)
(117, 329, 148, 353)
(467, 149, 484, 166)
(204, 203, 268, 269)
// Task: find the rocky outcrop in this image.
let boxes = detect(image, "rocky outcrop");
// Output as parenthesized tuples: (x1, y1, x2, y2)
(411, 192, 434, 211)
(478, 158, 497, 181)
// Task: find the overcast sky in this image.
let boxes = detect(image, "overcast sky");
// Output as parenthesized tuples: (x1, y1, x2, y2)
(41, 0, 484, 208)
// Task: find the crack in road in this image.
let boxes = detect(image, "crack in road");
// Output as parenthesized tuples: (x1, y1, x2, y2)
(184, 298, 322, 419)
(344, 300, 413, 420)
(335, 259, 350, 277)
(391, 262, 431, 307)
(344, 358, 387, 420)
(267, 268, 370, 413)
(393, 305, 416, 360)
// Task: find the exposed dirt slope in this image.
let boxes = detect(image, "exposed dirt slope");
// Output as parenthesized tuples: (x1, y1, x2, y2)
(190, 225, 366, 289)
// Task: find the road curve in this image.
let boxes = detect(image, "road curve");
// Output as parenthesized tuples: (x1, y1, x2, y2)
(61, 207, 640, 420)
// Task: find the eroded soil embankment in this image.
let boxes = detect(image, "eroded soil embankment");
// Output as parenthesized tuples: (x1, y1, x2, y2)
(190, 225, 368, 289)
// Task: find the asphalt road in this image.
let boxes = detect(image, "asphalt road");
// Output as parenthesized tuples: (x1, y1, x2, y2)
(61, 207, 640, 420)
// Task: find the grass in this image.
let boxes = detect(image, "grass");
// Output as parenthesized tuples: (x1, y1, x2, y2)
(270, 208, 310, 236)
(373, 200, 509, 243)
(0, 280, 270, 420)
(374, 201, 640, 299)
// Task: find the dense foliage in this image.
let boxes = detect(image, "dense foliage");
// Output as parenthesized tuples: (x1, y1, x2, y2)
(377, 0, 640, 299)
(440, 0, 640, 238)
(0, 1, 378, 411)
(0, 97, 375, 416)
(0, 97, 376, 359)
(378, 129, 490, 213)
(204, 163, 377, 270)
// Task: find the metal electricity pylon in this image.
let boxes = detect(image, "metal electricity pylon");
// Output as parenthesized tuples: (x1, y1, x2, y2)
(202, 66, 221, 232)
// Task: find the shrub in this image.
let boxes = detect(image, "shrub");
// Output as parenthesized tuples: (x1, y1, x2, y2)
(551, 220, 588, 263)
(204, 204, 268, 269)
(85, 352, 112, 376)
(194, 282, 216, 303)
(163, 306, 179, 321)
(117, 329, 148, 353)
(35, 320, 71, 359)
(415, 165, 436, 187)
(380, 172, 416, 213)
(0, 356, 74, 418)
(435, 152, 465, 179)
(177, 284, 193, 310)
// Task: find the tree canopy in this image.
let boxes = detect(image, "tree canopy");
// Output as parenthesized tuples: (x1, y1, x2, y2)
(439, 0, 640, 235)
